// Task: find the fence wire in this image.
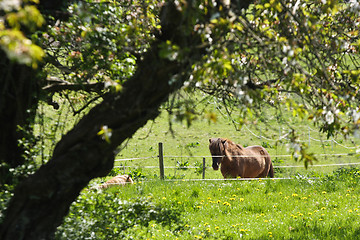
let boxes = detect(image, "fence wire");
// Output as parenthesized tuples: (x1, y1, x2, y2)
(114, 153, 360, 170)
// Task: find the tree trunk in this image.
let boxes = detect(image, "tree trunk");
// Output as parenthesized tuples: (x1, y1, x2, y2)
(0, 3, 199, 239)
(0, 47, 192, 240)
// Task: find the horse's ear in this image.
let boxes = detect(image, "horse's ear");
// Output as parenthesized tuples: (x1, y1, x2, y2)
(209, 138, 212, 143)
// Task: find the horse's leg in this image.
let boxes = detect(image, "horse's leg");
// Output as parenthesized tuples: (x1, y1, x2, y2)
(263, 156, 274, 178)
(221, 168, 232, 179)
(223, 173, 233, 179)
(268, 163, 274, 178)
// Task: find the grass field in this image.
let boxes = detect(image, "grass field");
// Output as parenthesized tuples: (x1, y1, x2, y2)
(32, 95, 360, 239)
(56, 168, 360, 239)
(35, 93, 360, 181)
(108, 102, 360, 181)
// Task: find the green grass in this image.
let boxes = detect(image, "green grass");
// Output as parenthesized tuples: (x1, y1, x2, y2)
(35, 94, 360, 181)
(57, 167, 360, 239)
(32, 94, 360, 239)
(109, 107, 360, 181)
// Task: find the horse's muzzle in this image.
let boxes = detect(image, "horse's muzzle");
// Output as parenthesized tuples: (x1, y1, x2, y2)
(212, 164, 219, 170)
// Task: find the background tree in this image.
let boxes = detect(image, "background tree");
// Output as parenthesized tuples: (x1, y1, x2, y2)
(0, 0, 45, 185)
(1, 0, 360, 239)
(190, 0, 360, 159)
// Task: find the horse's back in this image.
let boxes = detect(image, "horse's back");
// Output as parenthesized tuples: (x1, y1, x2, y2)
(245, 145, 270, 156)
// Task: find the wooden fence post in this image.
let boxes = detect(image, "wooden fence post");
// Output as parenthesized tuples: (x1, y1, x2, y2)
(158, 142, 164, 180)
(202, 157, 206, 179)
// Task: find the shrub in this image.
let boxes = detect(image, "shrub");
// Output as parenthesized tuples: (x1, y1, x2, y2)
(0, 185, 13, 224)
(55, 191, 183, 239)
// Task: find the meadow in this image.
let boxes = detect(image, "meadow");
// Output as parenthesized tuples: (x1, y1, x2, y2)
(108, 101, 360, 181)
(36, 93, 360, 181)
(42, 94, 360, 239)
(56, 168, 360, 239)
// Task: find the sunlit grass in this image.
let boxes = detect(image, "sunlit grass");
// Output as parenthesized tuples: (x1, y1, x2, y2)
(113, 105, 360, 180)
(35, 93, 360, 239)
(77, 168, 360, 239)
(35, 93, 360, 181)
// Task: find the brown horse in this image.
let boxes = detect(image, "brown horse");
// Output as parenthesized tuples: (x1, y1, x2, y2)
(95, 174, 134, 190)
(209, 138, 274, 178)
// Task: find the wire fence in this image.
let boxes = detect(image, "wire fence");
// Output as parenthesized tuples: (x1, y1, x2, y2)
(114, 155, 360, 169)
(111, 142, 360, 181)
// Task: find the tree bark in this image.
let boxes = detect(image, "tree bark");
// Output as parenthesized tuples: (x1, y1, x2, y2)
(0, 42, 190, 240)
(0, 1, 252, 239)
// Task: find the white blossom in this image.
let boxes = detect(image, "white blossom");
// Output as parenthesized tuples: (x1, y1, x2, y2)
(352, 110, 360, 122)
(282, 45, 291, 53)
(349, 0, 360, 10)
(325, 111, 334, 125)
(354, 130, 360, 139)
(0, 0, 20, 11)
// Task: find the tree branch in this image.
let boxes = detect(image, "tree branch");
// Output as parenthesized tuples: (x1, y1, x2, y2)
(43, 76, 105, 93)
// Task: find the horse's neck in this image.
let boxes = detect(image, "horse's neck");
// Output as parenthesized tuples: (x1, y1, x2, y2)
(223, 148, 240, 162)
(222, 143, 245, 161)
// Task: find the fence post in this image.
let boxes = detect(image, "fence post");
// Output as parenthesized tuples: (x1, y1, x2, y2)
(158, 142, 164, 180)
(202, 157, 206, 179)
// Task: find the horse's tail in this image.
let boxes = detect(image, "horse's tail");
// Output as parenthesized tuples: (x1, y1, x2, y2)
(260, 148, 274, 178)
(268, 162, 274, 178)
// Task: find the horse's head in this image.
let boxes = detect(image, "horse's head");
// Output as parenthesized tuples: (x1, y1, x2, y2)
(209, 138, 227, 170)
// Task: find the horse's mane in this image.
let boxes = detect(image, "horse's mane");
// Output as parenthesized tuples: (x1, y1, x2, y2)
(209, 138, 226, 153)
(209, 138, 243, 151)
